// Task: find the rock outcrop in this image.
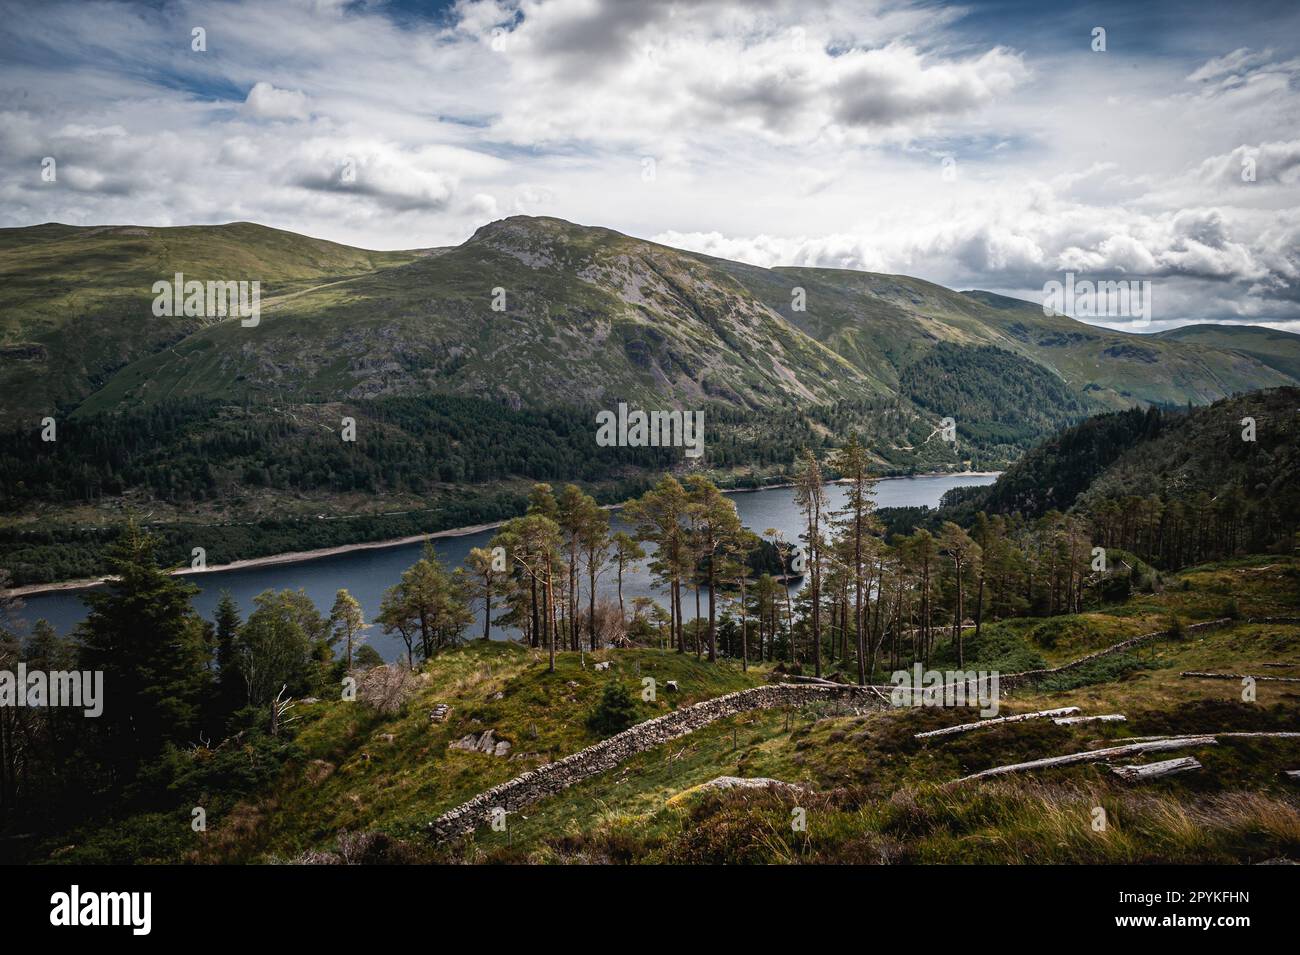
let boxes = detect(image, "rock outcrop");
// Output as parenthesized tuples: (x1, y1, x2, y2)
(449, 729, 512, 757)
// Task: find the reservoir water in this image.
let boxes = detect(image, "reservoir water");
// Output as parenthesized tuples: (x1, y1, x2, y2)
(11, 473, 996, 659)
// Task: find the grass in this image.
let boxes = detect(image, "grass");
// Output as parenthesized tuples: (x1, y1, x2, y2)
(190, 642, 768, 862)
(439, 557, 1300, 864)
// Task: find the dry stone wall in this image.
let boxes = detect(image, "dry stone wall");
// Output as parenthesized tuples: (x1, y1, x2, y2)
(427, 682, 884, 845)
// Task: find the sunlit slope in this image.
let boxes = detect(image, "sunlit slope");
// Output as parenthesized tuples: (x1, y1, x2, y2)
(76, 217, 880, 416)
(1157, 323, 1300, 382)
(0, 222, 421, 424)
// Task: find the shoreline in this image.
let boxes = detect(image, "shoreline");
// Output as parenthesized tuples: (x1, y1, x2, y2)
(4, 470, 999, 598)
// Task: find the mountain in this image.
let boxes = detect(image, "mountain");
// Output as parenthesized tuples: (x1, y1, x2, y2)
(1, 217, 1293, 435)
(1157, 323, 1300, 382)
(70, 216, 872, 419)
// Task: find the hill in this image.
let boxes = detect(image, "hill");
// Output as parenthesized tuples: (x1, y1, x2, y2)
(943, 387, 1297, 517)
(1157, 323, 1300, 382)
(0, 222, 421, 425)
(934, 386, 1299, 568)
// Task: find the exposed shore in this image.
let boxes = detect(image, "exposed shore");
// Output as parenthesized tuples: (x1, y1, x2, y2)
(4, 471, 999, 598)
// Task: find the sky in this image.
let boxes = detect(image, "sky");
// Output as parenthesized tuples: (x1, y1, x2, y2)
(2, 0, 1299, 332)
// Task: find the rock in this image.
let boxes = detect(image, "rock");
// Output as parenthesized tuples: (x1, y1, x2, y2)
(449, 728, 511, 757)
(488, 691, 504, 701)
(379, 733, 395, 743)
(305, 759, 335, 784)
(429, 704, 451, 723)
(698, 775, 808, 793)
(665, 680, 679, 692)
(594, 661, 611, 671)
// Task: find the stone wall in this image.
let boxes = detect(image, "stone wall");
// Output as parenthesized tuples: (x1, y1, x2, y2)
(429, 615, 1251, 844)
(427, 682, 884, 845)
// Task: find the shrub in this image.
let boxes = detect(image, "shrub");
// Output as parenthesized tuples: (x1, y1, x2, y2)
(358, 663, 418, 715)
(587, 681, 639, 736)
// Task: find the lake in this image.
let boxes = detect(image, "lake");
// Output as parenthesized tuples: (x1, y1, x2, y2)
(10, 473, 996, 659)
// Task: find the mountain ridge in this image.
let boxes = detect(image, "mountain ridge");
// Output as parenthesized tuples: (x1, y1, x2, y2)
(0, 216, 1293, 432)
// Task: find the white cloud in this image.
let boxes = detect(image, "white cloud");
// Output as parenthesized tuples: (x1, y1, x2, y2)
(242, 82, 310, 121)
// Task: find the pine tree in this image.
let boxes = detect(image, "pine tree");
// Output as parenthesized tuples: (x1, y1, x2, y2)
(77, 521, 212, 775)
(329, 589, 367, 671)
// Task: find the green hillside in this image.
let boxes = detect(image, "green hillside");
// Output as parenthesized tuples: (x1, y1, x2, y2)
(29, 558, 1297, 865)
(0, 222, 421, 424)
(1158, 323, 1300, 381)
(943, 387, 1298, 524)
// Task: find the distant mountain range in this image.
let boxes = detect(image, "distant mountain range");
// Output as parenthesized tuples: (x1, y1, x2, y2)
(2, 216, 1295, 434)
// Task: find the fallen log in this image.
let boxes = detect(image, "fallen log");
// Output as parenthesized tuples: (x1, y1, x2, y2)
(1092, 732, 1300, 745)
(953, 736, 1218, 784)
(915, 707, 1080, 739)
(1110, 756, 1202, 781)
(1054, 714, 1126, 726)
(1180, 671, 1300, 683)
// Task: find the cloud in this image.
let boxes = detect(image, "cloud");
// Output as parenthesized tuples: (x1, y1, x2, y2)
(241, 82, 310, 121)
(1186, 47, 1274, 83)
(1193, 140, 1300, 188)
(481, 1, 1026, 147)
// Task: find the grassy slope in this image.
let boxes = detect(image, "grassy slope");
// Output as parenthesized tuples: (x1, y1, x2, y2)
(0, 222, 420, 426)
(39, 557, 1299, 864)
(1158, 323, 1300, 382)
(446, 557, 1300, 864)
(191, 645, 768, 863)
(73, 217, 876, 418)
(958, 291, 1296, 407)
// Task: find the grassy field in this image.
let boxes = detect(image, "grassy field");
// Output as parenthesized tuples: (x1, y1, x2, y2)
(442, 557, 1300, 864)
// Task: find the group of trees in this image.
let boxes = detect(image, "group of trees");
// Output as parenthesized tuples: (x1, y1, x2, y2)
(362, 436, 1112, 684)
(0, 524, 389, 832)
(367, 432, 1076, 684)
(4, 386, 1292, 855)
